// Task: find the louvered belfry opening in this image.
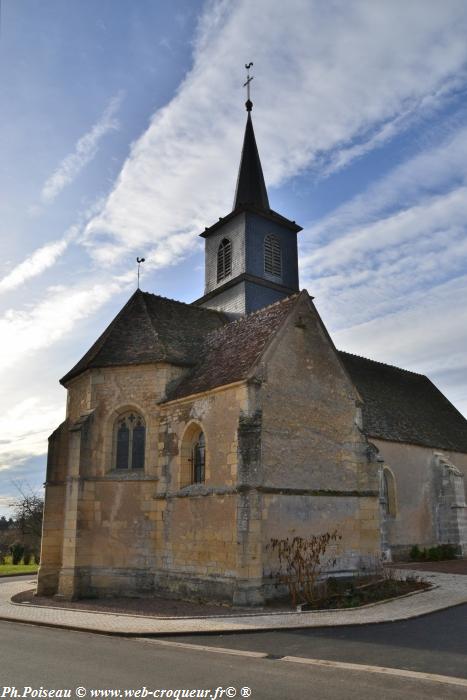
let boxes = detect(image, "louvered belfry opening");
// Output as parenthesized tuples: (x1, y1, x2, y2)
(217, 238, 232, 282)
(264, 234, 282, 277)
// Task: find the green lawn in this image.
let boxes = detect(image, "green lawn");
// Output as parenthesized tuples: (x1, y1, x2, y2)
(0, 556, 38, 576)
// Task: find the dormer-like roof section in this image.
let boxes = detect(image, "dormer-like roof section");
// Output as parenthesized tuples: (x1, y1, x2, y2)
(60, 290, 228, 385)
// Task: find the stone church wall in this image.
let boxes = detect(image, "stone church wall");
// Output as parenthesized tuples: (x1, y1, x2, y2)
(155, 384, 262, 604)
(372, 438, 467, 559)
(39, 363, 183, 598)
(258, 295, 381, 582)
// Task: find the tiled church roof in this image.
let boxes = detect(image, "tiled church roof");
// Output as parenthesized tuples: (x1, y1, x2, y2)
(60, 290, 228, 385)
(61, 288, 467, 453)
(166, 294, 299, 401)
(340, 351, 467, 453)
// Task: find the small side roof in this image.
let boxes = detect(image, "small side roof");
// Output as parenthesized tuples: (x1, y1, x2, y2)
(340, 351, 467, 453)
(60, 290, 228, 385)
(165, 293, 300, 401)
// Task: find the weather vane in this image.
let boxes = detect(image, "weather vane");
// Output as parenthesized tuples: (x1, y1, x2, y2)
(244, 62, 254, 111)
(136, 257, 145, 289)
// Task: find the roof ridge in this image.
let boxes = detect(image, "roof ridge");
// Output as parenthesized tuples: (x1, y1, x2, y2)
(141, 289, 227, 320)
(139, 290, 164, 349)
(339, 350, 426, 378)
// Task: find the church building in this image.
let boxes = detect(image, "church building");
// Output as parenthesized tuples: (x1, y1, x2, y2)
(37, 91, 467, 604)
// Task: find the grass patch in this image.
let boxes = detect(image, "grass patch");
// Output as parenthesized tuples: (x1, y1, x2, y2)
(0, 555, 38, 577)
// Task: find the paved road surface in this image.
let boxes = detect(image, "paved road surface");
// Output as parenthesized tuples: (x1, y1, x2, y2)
(163, 603, 467, 680)
(0, 618, 466, 700)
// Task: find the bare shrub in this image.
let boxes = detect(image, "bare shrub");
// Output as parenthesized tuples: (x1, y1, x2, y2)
(269, 531, 342, 606)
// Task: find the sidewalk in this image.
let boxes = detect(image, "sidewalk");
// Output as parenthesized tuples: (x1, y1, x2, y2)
(1, 568, 466, 636)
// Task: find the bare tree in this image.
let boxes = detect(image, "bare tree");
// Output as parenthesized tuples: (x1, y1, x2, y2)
(9, 483, 44, 560)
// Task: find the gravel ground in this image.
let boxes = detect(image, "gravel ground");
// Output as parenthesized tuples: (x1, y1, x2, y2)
(12, 589, 291, 617)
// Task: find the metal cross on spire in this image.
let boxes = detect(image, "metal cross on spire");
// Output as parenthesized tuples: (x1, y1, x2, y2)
(136, 257, 145, 289)
(244, 62, 254, 111)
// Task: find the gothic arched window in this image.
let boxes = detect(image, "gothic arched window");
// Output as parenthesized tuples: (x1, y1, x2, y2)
(264, 234, 282, 277)
(217, 238, 232, 282)
(114, 412, 146, 470)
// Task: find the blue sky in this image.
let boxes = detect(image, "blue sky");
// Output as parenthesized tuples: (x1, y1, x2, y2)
(1, 0, 467, 514)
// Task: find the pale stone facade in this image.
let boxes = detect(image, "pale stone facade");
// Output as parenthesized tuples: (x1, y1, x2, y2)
(373, 439, 467, 560)
(38, 294, 383, 604)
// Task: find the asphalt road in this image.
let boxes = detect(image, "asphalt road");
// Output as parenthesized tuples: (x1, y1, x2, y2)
(163, 603, 467, 680)
(0, 616, 466, 700)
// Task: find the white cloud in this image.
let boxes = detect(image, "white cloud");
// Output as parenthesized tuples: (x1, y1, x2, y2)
(82, 0, 467, 267)
(333, 275, 467, 417)
(0, 238, 69, 294)
(294, 125, 467, 418)
(0, 273, 133, 372)
(41, 92, 123, 203)
(0, 398, 64, 471)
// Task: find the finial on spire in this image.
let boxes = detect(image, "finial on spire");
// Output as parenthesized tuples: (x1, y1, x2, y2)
(136, 257, 145, 289)
(244, 62, 254, 111)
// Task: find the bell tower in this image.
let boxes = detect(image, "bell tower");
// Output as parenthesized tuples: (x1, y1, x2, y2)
(193, 67, 302, 316)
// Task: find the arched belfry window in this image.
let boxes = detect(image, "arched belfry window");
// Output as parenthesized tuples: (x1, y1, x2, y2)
(264, 234, 282, 277)
(217, 238, 232, 283)
(114, 411, 146, 470)
(180, 423, 206, 487)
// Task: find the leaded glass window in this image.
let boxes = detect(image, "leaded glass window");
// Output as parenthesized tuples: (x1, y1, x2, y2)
(114, 412, 146, 470)
(264, 234, 282, 277)
(217, 239, 232, 282)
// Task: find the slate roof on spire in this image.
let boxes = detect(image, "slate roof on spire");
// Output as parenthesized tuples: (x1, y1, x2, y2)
(233, 111, 270, 211)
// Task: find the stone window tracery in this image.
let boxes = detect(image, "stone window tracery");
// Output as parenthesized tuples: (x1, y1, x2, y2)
(114, 412, 146, 470)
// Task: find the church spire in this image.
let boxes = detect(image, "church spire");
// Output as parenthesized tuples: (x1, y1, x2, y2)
(233, 63, 270, 212)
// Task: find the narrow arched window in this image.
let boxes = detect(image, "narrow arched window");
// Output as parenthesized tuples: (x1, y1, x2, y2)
(114, 412, 146, 470)
(180, 424, 207, 487)
(381, 468, 397, 516)
(192, 431, 205, 484)
(264, 234, 282, 277)
(217, 238, 232, 282)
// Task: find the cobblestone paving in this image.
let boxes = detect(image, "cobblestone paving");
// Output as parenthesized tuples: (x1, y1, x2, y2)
(0, 569, 466, 635)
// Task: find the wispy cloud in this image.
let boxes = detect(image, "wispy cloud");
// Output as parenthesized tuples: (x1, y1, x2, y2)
(0, 398, 64, 471)
(82, 0, 467, 267)
(296, 121, 467, 417)
(41, 92, 123, 203)
(0, 273, 134, 371)
(0, 238, 69, 294)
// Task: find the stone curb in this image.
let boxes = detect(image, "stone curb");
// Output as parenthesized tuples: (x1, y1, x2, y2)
(10, 582, 436, 621)
(0, 569, 465, 636)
